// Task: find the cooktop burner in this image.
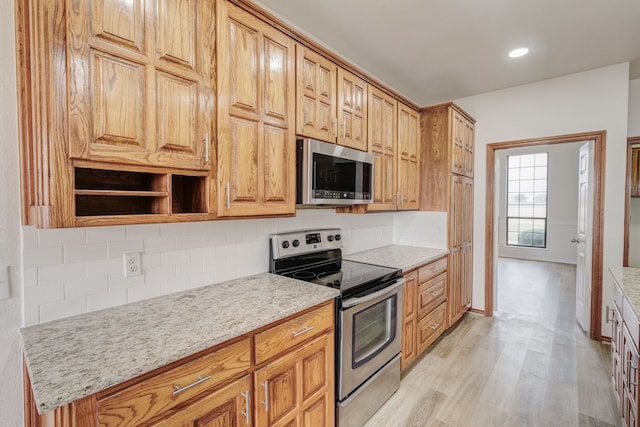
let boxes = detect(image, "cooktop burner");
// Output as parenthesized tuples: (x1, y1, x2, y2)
(281, 259, 399, 295)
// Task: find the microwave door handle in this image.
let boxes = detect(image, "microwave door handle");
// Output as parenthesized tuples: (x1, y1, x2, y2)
(341, 278, 405, 309)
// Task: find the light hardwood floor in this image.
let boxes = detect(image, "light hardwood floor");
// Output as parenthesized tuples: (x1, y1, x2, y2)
(365, 258, 621, 427)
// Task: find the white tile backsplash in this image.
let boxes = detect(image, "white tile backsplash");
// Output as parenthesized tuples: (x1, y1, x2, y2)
(22, 209, 447, 326)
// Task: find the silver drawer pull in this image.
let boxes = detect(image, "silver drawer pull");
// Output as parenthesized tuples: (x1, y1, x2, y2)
(240, 390, 250, 423)
(293, 326, 314, 337)
(430, 324, 438, 330)
(262, 380, 269, 412)
(430, 290, 439, 297)
(172, 375, 212, 396)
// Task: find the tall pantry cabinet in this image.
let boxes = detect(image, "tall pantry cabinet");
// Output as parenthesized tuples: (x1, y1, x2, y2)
(421, 103, 475, 326)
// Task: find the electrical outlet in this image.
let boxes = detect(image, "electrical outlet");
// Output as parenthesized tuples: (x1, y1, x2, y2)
(123, 252, 142, 278)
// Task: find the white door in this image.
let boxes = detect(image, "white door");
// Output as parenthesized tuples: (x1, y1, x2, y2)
(575, 142, 593, 332)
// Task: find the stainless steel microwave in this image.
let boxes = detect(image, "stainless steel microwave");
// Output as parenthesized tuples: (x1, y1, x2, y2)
(296, 138, 374, 206)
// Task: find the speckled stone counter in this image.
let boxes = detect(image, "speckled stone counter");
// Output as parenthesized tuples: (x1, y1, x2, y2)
(610, 266, 640, 317)
(345, 245, 449, 272)
(21, 273, 339, 414)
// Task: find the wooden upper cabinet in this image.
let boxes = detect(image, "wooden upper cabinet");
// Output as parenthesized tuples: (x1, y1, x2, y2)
(337, 68, 368, 151)
(67, 0, 215, 170)
(368, 87, 397, 211)
(296, 45, 337, 142)
(397, 103, 420, 210)
(451, 109, 474, 177)
(217, 1, 296, 217)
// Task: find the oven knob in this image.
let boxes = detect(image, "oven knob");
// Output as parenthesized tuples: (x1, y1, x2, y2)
(327, 235, 334, 242)
(335, 234, 342, 241)
(282, 240, 290, 249)
(292, 239, 300, 247)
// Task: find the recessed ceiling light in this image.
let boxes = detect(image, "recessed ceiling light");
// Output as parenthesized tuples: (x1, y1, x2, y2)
(509, 47, 529, 58)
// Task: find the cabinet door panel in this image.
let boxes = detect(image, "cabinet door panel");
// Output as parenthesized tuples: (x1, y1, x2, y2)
(296, 45, 337, 142)
(92, 0, 144, 52)
(397, 104, 420, 210)
(91, 52, 146, 149)
(264, 37, 290, 124)
(156, 0, 196, 69)
(303, 396, 329, 427)
(229, 118, 259, 203)
(368, 87, 397, 211)
(228, 19, 260, 115)
(156, 71, 198, 154)
(263, 126, 290, 204)
(337, 69, 367, 151)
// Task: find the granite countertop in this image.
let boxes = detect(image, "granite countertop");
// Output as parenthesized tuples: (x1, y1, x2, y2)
(610, 266, 640, 318)
(345, 245, 449, 272)
(21, 273, 339, 414)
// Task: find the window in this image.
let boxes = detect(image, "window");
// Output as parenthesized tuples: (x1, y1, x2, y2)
(506, 153, 548, 248)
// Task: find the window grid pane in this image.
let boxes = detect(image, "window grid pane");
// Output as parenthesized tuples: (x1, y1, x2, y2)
(506, 152, 548, 248)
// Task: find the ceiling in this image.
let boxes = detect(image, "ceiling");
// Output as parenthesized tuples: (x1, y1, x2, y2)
(252, 0, 640, 106)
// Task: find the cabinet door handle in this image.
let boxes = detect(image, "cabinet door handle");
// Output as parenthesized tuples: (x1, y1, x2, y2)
(292, 325, 314, 337)
(261, 380, 269, 413)
(226, 182, 231, 209)
(430, 323, 438, 330)
(430, 290, 439, 297)
(204, 132, 210, 163)
(240, 390, 250, 424)
(172, 375, 211, 396)
(342, 122, 346, 138)
(332, 119, 337, 138)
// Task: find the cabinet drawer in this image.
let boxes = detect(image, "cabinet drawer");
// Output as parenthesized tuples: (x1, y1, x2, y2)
(418, 257, 448, 283)
(417, 272, 447, 319)
(98, 338, 251, 427)
(417, 303, 447, 354)
(255, 301, 334, 365)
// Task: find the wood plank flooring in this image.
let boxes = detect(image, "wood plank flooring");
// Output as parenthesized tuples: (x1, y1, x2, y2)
(365, 258, 621, 427)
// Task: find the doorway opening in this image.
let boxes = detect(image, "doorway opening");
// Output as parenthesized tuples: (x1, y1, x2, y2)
(485, 131, 606, 340)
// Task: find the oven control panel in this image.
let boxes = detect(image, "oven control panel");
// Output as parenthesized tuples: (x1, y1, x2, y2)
(270, 228, 342, 259)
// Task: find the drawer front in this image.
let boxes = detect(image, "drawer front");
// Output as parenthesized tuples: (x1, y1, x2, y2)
(98, 338, 251, 427)
(255, 301, 334, 365)
(417, 272, 447, 319)
(418, 257, 448, 283)
(417, 302, 446, 354)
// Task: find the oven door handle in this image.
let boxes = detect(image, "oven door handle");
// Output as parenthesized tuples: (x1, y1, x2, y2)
(341, 278, 405, 309)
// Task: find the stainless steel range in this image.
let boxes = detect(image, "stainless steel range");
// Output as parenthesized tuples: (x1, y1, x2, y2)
(269, 229, 404, 427)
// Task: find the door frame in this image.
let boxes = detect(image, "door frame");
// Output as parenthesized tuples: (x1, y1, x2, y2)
(485, 130, 606, 340)
(624, 136, 640, 267)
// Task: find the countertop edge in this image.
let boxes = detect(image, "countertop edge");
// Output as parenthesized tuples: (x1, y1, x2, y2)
(21, 273, 339, 414)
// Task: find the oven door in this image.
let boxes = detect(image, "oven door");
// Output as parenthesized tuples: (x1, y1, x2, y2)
(338, 278, 404, 400)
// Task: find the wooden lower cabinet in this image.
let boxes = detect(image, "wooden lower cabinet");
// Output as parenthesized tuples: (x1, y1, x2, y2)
(25, 302, 335, 427)
(401, 257, 448, 371)
(254, 333, 334, 426)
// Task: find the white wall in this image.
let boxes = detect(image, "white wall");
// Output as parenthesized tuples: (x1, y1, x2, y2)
(629, 79, 640, 267)
(497, 143, 582, 264)
(456, 63, 630, 338)
(629, 79, 640, 136)
(0, 0, 25, 425)
(23, 210, 401, 325)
